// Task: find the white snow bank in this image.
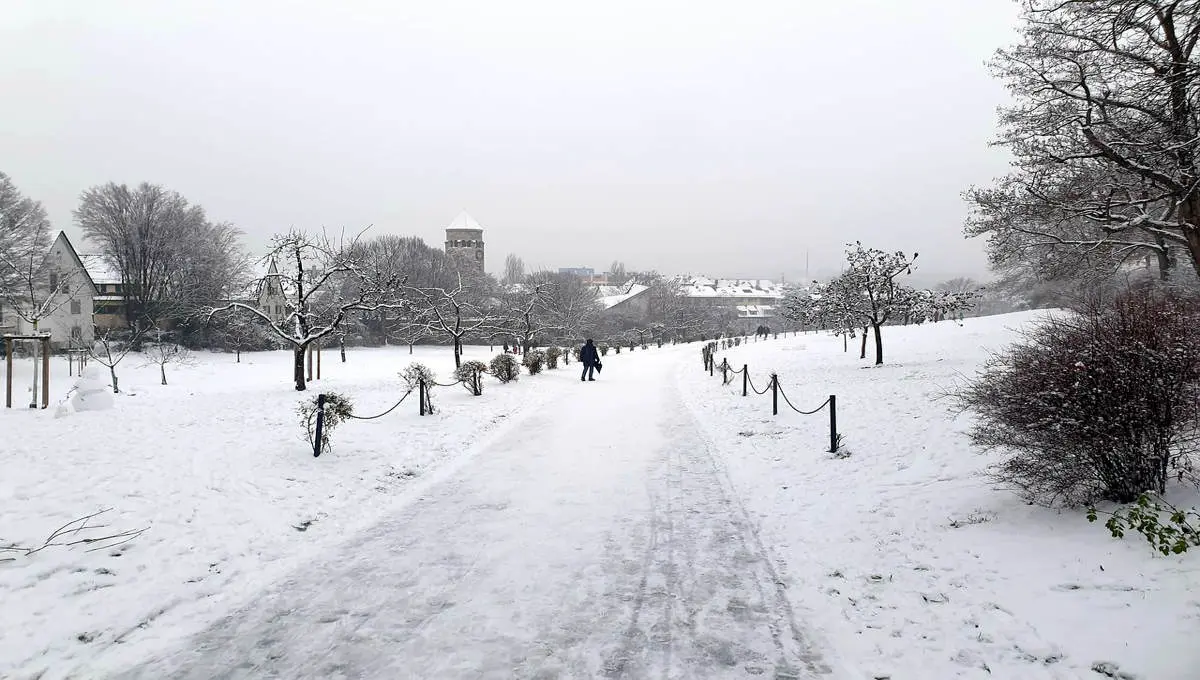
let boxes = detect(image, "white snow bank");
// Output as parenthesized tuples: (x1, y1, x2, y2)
(681, 311, 1200, 680)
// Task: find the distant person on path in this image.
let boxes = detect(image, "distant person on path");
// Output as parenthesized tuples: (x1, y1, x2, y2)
(580, 338, 599, 382)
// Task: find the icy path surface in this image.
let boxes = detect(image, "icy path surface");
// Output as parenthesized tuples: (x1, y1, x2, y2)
(116, 354, 829, 680)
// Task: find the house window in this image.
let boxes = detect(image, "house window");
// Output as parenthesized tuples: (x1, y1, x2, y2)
(274, 305, 282, 315)
(70, 300, 81, 315)
(49, 272, 58, 289)
(62, 280, 70, 294)
(263, 306, 270, 314)
(71, 326, 82, 339)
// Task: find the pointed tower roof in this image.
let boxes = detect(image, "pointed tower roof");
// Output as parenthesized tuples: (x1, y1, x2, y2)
(446, 210, 483, 231)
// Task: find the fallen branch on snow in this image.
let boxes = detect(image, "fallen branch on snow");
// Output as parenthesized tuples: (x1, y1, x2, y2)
(0, 509, 148, 562)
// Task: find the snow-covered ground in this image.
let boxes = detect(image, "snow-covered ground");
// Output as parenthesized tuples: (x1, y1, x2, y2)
(0, 343, 576, 678)
(684, 311, 1200, 680)
(2, 313, 1196, 679)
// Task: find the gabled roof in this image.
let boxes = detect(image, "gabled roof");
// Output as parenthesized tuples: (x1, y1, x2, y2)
(78, 254, 120, 285)
(50, 232, 99, 292)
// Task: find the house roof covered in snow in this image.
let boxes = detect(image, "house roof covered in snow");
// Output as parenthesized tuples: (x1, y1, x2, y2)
(596, 283, 650, 309)
(78, 254, 121, 285)
(676, 277, 784, 299)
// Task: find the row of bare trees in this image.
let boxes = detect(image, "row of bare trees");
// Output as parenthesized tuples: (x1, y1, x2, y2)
(780, 243, 978, 365)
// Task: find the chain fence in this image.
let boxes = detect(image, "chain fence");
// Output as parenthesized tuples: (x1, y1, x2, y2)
(701, 341, 841, 453)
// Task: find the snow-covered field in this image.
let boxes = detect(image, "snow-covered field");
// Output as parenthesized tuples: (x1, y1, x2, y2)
(1, 313, 1196, 679)
(0, 343, 569, 678)
(683, 311, 1200, 680)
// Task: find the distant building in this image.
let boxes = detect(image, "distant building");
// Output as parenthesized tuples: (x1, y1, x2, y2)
(558, 267, 608, 284)
(678, 276, 784, 330)
(444, 211, 485, 273)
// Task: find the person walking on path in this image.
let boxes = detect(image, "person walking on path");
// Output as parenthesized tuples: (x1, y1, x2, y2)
(579, 338, 600, 382)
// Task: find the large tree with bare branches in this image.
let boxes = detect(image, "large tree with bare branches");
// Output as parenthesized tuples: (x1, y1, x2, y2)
(207, 229, 402, 390)
(966, 0, 1200, 281)
(75, 182, 248, 330)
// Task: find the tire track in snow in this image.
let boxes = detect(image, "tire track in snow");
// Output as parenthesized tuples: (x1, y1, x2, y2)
(111, 351, 832, 679)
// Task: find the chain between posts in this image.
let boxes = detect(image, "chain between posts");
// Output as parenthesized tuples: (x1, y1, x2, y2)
(705, 341, 841, 453)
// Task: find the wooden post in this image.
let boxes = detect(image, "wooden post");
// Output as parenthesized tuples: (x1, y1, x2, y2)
(4, 338, 11, 408)
(828, 394, 838, 453)
(316, 343, 322, 380)
(721, 359, 728, 384)
(419, 378, 426, 416)
(69, 351, 73, 377)
(313, 393, 326, 457)
(742, 364, 748, 397)
(41, 338, 49, 409)
(771, 374, 778, 416)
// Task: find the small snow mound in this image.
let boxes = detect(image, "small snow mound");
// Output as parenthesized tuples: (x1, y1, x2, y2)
(71, 368, 114, 413)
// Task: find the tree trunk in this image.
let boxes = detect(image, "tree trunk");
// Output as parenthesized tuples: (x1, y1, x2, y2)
(409, 343, 413, 355)
(236, 348, 241, 363)
(859, 328, 868, 359)
(293, 346, 307, 391)
(453, 338, 462, 368)
(340, 336, 346, 363)
(110, 367, 119, 394)
(873, 322, 884, 365)
(160, 364, 167, 385)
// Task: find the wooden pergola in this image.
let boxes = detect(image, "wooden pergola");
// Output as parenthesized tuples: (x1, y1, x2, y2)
(3, 333, 51, 409)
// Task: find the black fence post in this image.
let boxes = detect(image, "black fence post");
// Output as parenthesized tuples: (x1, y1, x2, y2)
(721, 359, 728, 384)
(419, 378, 426, 416)
(828, 394, 838, 452)
(742, 364, 748, 397)
(313, 393, 326, 457)
(709, 355, 714, 377)
(771, 374, 779, 416)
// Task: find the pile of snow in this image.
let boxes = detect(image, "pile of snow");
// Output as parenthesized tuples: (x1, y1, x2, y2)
(57, 365, 114, 416)
(682, 311, 1199, 680)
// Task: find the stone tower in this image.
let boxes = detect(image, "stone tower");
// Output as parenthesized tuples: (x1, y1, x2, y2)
(444, 210, 485, 272)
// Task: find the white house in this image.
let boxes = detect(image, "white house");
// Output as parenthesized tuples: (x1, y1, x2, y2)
(3, 231, 98, 349)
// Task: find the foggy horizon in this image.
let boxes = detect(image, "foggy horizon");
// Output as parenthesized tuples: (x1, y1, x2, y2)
(1, 0, 1018, 284)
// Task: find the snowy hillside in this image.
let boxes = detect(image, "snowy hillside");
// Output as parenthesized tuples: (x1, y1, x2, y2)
(685, 311, 1199, 680)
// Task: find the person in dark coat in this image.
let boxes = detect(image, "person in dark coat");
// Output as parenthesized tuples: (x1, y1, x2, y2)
(580, 338, 600, 381)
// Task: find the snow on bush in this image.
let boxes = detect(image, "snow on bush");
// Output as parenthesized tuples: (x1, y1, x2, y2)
(455, 360, 488, 396)
(522, 349, 546, 375)
(489, 353, 520, 383)
(545, 346, 562, 369)
(297, 391, 354, 454)
(399, 362, 435, 392)
(957, 287, 1200, 506)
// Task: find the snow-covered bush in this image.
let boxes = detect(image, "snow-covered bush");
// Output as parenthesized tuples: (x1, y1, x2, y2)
(599, 343, 610, 356)
(298, 391, 354, 454)
(455, 360, 488, 396)
(523, 349, 546, 375)
(545, 346, 562, 369)
(957, 287, 1200, 506)
(399, 362, 435, 391)
(489, 353, 520, 383)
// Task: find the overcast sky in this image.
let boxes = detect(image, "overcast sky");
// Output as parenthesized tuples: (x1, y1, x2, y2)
(1, 0, 1018, 283)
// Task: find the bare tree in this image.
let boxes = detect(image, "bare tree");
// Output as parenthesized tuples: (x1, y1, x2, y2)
(90, 327, 147, 394)
(966, 1, 1200, 280)
(0, 172, 87, 404)
(206, 229, 402, 391)
(408, 273, 501, 368)
(142, 331, 194, 385)
(502, 253, 525, 286)
(75, 182, 247, 332)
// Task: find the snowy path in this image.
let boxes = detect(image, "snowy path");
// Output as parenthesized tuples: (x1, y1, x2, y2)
(115, 354, 829, 680)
